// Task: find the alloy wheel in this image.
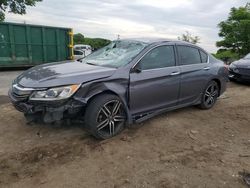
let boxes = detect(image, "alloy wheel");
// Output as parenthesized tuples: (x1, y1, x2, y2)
(96, 100, 126, 137)
(204, 83, 218, 107)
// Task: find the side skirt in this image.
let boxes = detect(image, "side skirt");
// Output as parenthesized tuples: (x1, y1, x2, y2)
(133, 98, 201, 124)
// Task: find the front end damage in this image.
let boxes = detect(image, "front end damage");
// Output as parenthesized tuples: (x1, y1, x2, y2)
(8, 86, 86, 123)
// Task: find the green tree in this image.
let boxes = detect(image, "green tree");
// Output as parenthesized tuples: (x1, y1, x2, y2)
(213, 49, 239, 64)
(73, 33, 85, 44)
(178, 31, 200, 44)
(83, 38, 111, 50)
(73, 33, 111, 50)
(0, 0, 42, 22)
(216, 3, 250, 57)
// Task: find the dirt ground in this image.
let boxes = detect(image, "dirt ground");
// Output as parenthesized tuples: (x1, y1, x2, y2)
(0, 82, 249, 188)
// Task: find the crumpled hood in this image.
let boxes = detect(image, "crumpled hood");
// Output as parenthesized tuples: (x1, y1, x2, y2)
(232, 59, 250, 68)
(16, 61, 116, 88)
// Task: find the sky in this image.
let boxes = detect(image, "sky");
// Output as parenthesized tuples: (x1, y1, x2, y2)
(4, 0, 249, 53)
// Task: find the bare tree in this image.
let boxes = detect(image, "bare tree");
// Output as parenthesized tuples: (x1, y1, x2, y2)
(178, 31, 200, 44)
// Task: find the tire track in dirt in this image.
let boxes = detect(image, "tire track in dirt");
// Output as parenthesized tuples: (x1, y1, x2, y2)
(0, 136, 109, 186)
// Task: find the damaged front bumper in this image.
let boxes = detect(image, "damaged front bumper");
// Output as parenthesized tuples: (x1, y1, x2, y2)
(8, 89, 86, 123)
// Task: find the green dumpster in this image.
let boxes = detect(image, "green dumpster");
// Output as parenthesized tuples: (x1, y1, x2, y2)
(0, 22, 73, 68)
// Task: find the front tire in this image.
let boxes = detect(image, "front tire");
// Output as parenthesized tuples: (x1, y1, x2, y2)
(85, 94, 126, 139)
(198, 81, 219, 109)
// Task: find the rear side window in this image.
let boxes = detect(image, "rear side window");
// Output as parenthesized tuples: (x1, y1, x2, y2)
(177, 46, 201, 65)
(74, 50, 83, 55)
(199, 50, 208, 63)
(139, 45, 175, 70)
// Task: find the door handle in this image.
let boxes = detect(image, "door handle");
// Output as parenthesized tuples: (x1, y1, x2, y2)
(170, 71, 180, 76)
(203, 67, 210, 70)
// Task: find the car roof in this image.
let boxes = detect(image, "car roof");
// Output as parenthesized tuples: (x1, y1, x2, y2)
(120, 37, 193, 45)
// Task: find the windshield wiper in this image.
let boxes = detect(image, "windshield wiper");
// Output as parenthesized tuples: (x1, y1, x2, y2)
(86, 62, 98, 66)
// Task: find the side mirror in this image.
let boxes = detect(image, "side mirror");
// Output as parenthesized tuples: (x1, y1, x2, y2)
(134, 67, 142, 73)
(132, 65, 142, 73)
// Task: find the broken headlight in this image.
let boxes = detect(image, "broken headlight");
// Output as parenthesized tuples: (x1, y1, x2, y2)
(29, 84, 80, 101)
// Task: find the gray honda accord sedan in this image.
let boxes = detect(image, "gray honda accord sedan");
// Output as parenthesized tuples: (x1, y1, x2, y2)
(9, 39, 228, 139)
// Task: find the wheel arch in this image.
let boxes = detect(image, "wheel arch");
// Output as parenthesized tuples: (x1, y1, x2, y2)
(86, 90, 120, 104)
(211, 78, 221, 96)
(80, 82, 133, 124)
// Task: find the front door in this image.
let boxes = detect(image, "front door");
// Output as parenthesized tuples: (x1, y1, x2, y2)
(129, 45, 181, 115)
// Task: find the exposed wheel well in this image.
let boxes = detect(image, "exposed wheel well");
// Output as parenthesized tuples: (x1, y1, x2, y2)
(86, 90, 120, 105)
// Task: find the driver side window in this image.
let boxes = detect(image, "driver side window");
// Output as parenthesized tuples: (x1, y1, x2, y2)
(139, 45, 175, 70)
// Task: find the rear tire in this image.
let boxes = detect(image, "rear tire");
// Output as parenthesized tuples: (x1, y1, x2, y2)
(85, 94, 126, 139)
(198, 81, 219, 109)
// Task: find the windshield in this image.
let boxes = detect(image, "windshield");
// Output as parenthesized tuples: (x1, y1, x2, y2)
(244, 53, 250, 59)
(80, 40, 148, 68)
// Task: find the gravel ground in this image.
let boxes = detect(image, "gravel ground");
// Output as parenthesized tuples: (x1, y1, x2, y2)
(0, 71, 250, 188)
(0, 71, 23, 95)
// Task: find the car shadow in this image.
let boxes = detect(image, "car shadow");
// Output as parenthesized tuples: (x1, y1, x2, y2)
(229, 80, 250, 86)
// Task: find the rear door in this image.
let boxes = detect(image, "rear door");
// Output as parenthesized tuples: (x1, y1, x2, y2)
(129, 45, 181, 115)
(176, 45, 210, 104)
